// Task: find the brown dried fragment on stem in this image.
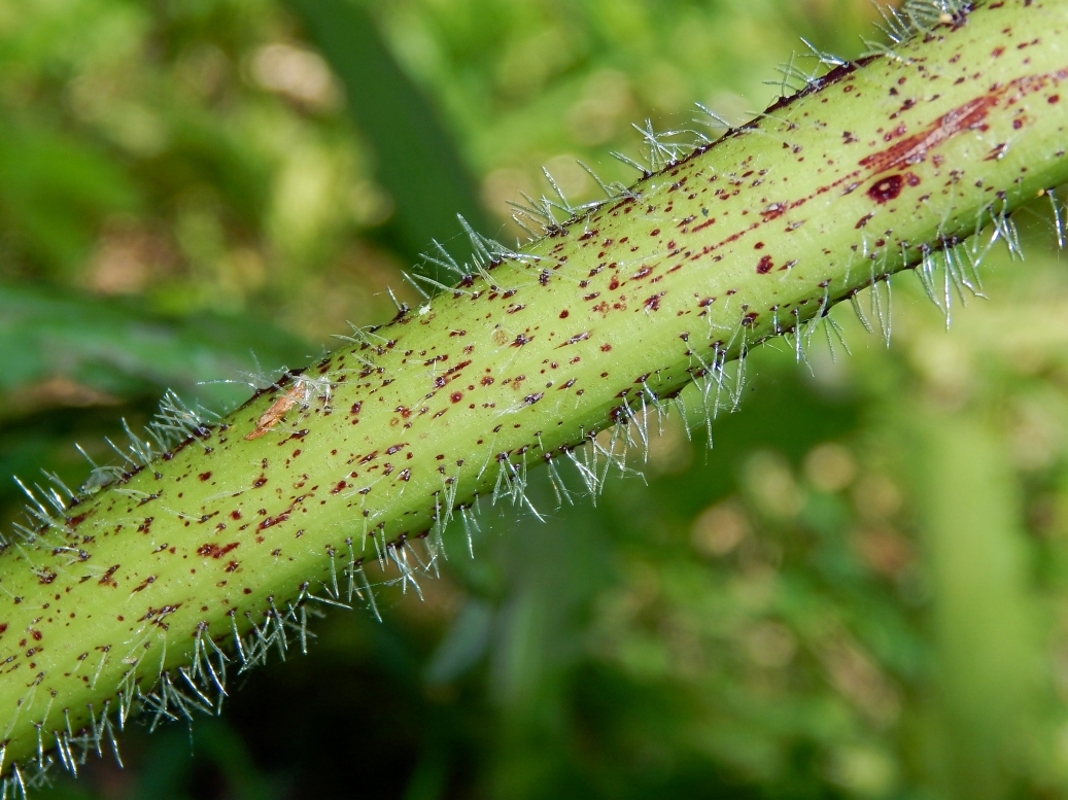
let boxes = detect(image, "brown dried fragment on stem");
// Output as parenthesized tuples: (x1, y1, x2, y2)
(244, 385, 302, 440)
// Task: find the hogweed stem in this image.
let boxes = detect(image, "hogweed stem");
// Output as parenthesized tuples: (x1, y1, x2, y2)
(3, 0, 1068, 785)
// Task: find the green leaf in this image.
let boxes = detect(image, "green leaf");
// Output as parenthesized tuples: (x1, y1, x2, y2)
(0, 281, 312, 410)
(0, 120, 140, 275)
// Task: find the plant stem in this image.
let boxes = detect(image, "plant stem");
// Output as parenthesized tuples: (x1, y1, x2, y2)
(2, 0, 1067, 782)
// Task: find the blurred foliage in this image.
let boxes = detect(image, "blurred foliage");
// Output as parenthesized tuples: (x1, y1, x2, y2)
(2, 0, 1068, 798)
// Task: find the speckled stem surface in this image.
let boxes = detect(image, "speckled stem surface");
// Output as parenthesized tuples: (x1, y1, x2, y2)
(3, 0, 1068, 777)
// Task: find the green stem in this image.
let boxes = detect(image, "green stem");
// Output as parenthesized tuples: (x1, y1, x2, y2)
(3, 0, 1068, 782)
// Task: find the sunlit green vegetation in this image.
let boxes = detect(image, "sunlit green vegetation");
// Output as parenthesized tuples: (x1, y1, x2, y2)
(3, 1, 1068, 797)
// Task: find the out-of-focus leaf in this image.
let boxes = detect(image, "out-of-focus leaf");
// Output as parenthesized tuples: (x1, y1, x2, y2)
(425, 599, 494, 685)
(0, 281, 312, 414)
(284, 0, 488, 282)
(133, 109, 272, 232)
(0, 119, 139, 275)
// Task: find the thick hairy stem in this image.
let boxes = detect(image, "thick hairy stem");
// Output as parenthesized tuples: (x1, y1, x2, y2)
(2, 0, 1067, 784)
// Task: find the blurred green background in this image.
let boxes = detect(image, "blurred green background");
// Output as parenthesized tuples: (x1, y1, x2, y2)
(3, 0, 1068, 797)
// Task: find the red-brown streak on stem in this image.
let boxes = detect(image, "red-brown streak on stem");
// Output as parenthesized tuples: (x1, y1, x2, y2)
(859, 66, 1068, 174)
(688, 63, 1068, 266)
